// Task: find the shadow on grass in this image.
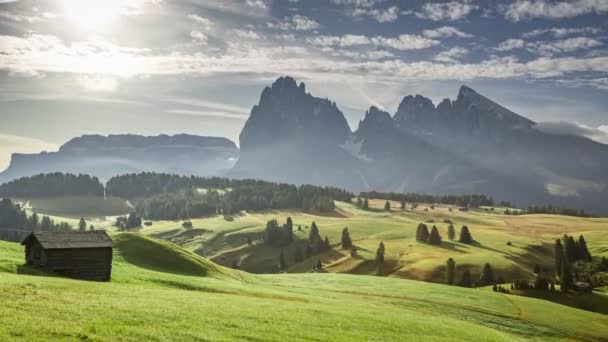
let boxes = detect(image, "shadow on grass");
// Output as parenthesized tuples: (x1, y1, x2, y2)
(513, 289, 608, 315)
(435, 241, 469, 254)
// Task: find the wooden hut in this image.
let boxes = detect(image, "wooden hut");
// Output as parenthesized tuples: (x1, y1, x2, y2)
(21, 230, 113, 281)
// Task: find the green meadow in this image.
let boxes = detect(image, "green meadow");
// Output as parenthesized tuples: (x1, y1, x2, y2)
(1, 233, 607, 341)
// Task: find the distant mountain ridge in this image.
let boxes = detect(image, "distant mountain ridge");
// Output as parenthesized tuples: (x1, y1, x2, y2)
(233, 76, 608, 213)
(2, 77, 607, 213)
(0, 134, 238, 183)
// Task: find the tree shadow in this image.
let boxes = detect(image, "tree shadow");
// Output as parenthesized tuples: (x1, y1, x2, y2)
(435, 241, 469, 254)
(470, 241, 507, 255)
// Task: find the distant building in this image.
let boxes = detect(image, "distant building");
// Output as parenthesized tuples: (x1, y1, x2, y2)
(21, 231, 113, 281)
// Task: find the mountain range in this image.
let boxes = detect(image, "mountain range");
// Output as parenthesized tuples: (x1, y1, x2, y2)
(2, 76, 607, 213)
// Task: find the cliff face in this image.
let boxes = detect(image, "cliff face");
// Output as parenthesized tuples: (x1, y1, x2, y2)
(0, 134, 238, 183)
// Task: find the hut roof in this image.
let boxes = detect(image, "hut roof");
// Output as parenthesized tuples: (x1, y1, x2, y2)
(21, 231, 113, 249)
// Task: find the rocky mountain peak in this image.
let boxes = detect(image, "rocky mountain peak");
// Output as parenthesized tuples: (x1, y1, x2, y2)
(239, 76, 351, 151)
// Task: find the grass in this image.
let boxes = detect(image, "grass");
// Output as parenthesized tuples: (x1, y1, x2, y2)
(135, 200, 608, 286)
(1, 236, 607, 341)
(19, 195, 133, 219)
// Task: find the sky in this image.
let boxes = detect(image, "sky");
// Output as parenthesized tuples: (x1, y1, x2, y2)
(1, 0, 608, 170)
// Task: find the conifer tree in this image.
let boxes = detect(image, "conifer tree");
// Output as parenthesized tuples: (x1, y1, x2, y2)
(341, 227, 352, 249)
(78, 217, 87, 232)
(294, 246, 303, 263)
(480, 263, 495, 286)
(350, 245, 357, 257)
(375, 241, 385, 275)
(416, 223, 430, 242)
(458, 269, 472, 287)
(356, 197, 363, 206)
(577, 235, 592, 261)
(447, 223, 455, 240)
(428, 226, 442, 245)
(560, 251, 574, 293)
(400, 200, 406, 210)
(554, 239, 563, 276)
(534, 264, 541, 275)
(446, 258, 456, 285)
(323, 236, 331, 251)
(384, 201, 391, 211)
(459, 225, 474, 244)
(279, 250, 287, 270)
(363, 198, 369, 209)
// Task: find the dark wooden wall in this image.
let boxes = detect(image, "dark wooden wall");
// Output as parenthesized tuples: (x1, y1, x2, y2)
(45, 248, 113, 281)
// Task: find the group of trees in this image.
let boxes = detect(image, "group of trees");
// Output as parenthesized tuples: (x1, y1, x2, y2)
(355, 197, 369, 209)
(415, 223, 442, 245)
(524, 205, 591, 218)
(358, 191, 495, 208)
(555, 234, 594, 292)
(445, 258, 496, 288)
(114, 213, 143, 231)
(264, 218, 294, 248)
(106, 173, 353, 220)
(0, 173, 104, 198)
(416, 223, 473, 245)
(0, 198, 73, 242)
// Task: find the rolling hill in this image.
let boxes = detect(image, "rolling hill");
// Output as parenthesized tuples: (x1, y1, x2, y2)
(1, 233, 607, 341)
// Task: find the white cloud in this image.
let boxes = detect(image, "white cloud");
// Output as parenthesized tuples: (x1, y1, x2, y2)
(245, 0, 268, 9)
(190, 30, 208, 45)
(495, 38, 526, 51)
(416, 1, 478, 21)
(353, 5, 399, 22)
(307, 34, 369, 47)
(505, 0, 608, 21)
(434, 47, 469, 63)
(370, 34, 439, 50)
(187, 14, 212, 31)
(522, 26, 602, 38)
(422, 26, 473, 39)
(268, 14, 320, 31)
(77, 75, 119, 92)
(234, 29, 262, 40)
(534, 121, 608, 144)
(528, 37, 603, 56)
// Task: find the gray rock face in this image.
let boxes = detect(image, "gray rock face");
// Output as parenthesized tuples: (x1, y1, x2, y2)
(0, 134, 238, 183)
(239, 76, 351, 152)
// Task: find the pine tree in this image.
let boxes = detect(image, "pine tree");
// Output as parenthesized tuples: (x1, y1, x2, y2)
(534, 264, 541, 275)
(459, 225, 474, 244)
(356, 197, 363, 206)
(294, 246, 303, 263)
(480, 263, 494, 286)
(363, 198, 369, 209)
(428, 226, 442, 245)
(341, 227, 352, 249)
(279, 250, 287, 270)
(416, 223, 430, 242)
(563, 234, 577, 263)
(554, 239, 563, 276)
(375, 241, 385, 275)
(323, 236, 331, 251)
(78, 218, 87, 232)
(458, 269, 472, 287)
(350, 245, 357, 257)
(560, 251, 573, 293)
(447, 223, 455, 240)
(577, 235, 592, 261)
(384, 201, 391, 211)
(400, 200, 406, 210)
(446, 258, 456, 285)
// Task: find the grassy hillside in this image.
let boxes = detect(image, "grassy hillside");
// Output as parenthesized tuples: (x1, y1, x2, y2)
(1, 237, 607, 341)
(20, 195, 133, 219)
(137, 200, 608, 285)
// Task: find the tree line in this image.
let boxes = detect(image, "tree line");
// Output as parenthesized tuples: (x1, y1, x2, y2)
(358, 191, 495, 208)
(0, 198, 73, 242)
(0, 173, 104, 198)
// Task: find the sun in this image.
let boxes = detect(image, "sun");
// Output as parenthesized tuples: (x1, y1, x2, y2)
(61, 0, 121, 31)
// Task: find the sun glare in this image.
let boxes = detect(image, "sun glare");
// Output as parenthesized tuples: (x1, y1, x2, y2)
(62, 0, 121, 31)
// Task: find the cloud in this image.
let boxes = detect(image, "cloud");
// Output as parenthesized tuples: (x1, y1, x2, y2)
(245, 0, 268, 9)
(527, 37, 603, 56)
(308, 33, 437, 51)
(416, 1, 478, 21)
(166, 108, 249, 120)
(77, 75, 119, 92)
(534, 121, 608, 144)
(190, 30, 208, 45)
(504, 0, 608, 21)
(2, 33, 608, 89)
(522, 26, 602, 38)
(422, 26, 473, 39)
(234, 29, 262, 40)
(268, 14, 320, 31)
(434, 47, 469, 63)
(495, 38, 526, 51)
(353, 5, 399, 22)
(187, 14, 212, 31)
